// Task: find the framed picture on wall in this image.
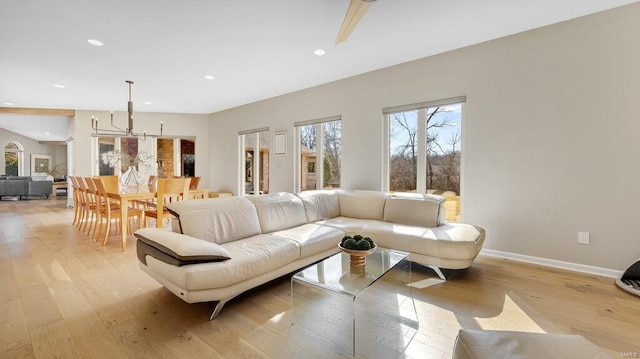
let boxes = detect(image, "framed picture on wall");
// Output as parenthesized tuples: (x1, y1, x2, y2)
(274, 131, 287, 156)
(31, 154, 52, 176)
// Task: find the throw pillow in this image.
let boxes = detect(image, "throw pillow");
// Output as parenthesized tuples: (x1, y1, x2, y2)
(135, 228, 231, 266)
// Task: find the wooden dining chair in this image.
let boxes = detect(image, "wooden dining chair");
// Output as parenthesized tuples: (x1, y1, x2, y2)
(75, 177, 93, 233)
(93, 177, 142, 246)
(186, 176, 207, 199)
(133, 175, 158, 211)
(188, 176, 201, 190)
(69, 176, 82, 227)
(144, 177, 191, 228)
(83, 177, 101, 238)
(96, 175, 120, 194)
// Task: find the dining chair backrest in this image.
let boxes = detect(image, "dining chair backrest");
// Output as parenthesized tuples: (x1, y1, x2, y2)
(76, 176, 88, 197)
(96, 175, 119, 193)
(93, 177, 116, 215)
(188, 176, 201, 190)
(155, 177, 191, 209)
(84, 176, 97, 199)
(69, 176, 80, 196)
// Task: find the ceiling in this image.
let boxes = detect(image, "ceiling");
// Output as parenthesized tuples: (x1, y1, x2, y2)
(1, 0, 638, 141)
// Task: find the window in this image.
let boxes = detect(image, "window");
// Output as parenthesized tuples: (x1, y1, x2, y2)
(239, 128, 270, 195)
(98, 137, 115, 175)
(95, 137, 142, 176)
(155, 138, 196, 177)
(295, 116, 341, 192)
(384, 97, 464, 222)
(4, 141, 23, 176)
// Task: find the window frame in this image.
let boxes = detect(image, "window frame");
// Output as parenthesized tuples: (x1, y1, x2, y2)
(4, 141, 24, 176)
(382, 96, 466, 193)
(238, 127, 270, 196)
(294, 115, 342, 192)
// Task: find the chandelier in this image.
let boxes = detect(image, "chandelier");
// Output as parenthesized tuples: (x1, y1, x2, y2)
(91, 80, 163, 141)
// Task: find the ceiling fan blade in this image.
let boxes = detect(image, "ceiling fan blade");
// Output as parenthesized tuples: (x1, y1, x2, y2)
(335, 0, 374, 44)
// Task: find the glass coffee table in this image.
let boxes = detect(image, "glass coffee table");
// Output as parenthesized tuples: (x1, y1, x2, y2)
(291, 247, 418, 355)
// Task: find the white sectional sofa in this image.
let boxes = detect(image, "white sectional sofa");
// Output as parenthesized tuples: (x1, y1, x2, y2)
(134, 190, 485, 319)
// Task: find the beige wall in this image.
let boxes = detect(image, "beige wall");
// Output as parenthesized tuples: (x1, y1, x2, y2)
(72, 110, 209, 186)
(209, 3, 640, 270)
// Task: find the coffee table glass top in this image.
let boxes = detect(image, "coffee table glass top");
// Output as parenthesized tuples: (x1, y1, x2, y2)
(292, 247, 409, 296)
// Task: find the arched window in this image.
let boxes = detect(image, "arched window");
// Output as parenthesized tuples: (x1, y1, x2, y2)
(4, 141, 24, 176)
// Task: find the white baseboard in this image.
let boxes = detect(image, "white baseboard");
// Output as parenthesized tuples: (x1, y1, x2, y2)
(480, 249, 623, 278)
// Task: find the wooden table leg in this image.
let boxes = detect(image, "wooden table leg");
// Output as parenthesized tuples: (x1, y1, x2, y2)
(120, 198, 128, 251)
(156, 206, 163, 228)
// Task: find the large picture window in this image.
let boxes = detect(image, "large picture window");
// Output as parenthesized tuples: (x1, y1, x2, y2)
(384, 97, 464, 222)
(295, 116, 341, 192)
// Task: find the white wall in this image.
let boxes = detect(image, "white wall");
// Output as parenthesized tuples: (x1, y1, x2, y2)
(73, 110, 210, 186)
(209, 3, 640, 271)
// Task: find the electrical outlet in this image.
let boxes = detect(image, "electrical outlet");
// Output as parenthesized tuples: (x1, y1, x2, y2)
(578, 232, 590, 245)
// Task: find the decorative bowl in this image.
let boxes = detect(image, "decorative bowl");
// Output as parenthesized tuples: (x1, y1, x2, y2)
(339, 243, 377, 266)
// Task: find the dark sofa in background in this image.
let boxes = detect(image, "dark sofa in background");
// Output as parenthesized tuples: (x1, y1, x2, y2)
(0, 176, 53, 200)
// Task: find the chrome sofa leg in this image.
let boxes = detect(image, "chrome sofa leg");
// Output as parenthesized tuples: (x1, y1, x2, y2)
(209, 299, 227, 320)
(428, 265, 447, 280)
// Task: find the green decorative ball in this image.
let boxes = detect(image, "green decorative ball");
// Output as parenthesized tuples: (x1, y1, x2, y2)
(343, 238, 357, 249)
(353, 234, 364, 241)
(364, 237, 374, 247)
(341, 235, 352, 245)
(355, 239, 372, 250)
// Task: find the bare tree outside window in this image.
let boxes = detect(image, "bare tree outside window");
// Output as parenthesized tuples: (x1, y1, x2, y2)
(388, 103, 462, 221)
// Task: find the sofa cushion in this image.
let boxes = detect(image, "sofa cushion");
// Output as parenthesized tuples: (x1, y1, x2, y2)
(167, 197, 262, 244)
(272, 223, 344, 257)
(145, 234, 300, 290)
(246, 193, 308, 233)
(339, 190, 388, 220)
(296, 190, 340, 222)
(134, 228, 231, 266)
(318, 217, 380, 236)
(383, 193, 445, 227)
(361, 222, 483, 261)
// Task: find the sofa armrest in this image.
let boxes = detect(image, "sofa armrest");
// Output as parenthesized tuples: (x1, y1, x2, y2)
(134, 228, 231, 266)
(28, 181, 53, 196)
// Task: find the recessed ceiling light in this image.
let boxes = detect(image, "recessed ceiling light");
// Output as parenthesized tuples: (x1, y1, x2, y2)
(3, 102, 14, 106)
(53, 84, 65, 89)
(88, 39, 103, 46)
(314, 49, 326, 56)
(204, 75, 214, 80)
(144, 101, 153, 105)
(45, 132, 51, 136)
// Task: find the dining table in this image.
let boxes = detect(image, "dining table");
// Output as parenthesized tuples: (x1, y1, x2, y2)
(107, 186, 210, 251)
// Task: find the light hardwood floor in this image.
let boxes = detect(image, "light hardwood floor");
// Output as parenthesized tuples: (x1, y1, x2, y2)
(1, 198, 638, 358)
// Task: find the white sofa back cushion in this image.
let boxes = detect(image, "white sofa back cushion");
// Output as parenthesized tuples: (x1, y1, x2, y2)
(246, 193, 309, 233)
(166, 197, 262, 244)
(384, 193, 445, 227)
(339, 190, 388, 221)
(295, 190, 340, 222)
